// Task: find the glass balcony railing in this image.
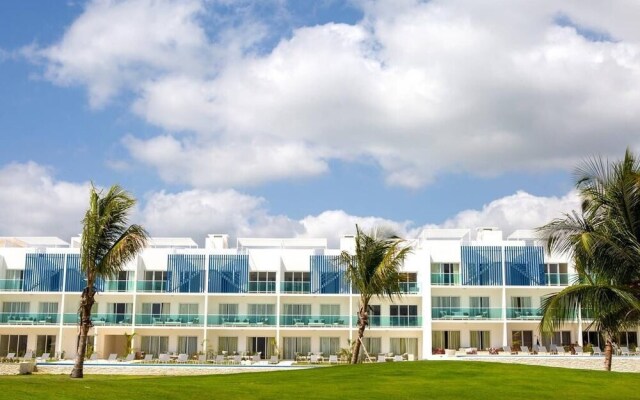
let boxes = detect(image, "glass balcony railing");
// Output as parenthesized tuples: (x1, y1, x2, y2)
(544, 273, 576, 286)
(0, 279, 24, 291)
(399, 282, 420, 294)
(136, 281, 167, 293)
(208, 314, 276, 327)
(103, 280, 134, 292)
(0, 312, 58, 324)
(135, 314, 202, 326)
(63, 313, 133, 325)
(506, 308, 542, 320)
(432, 307, 502, 320)
(280, 282, 311, 294)
(353, 316, 422, 328)
(430, 273, 461, 286)
(281, 315, 350, 327)
(247, 281, 276, 293)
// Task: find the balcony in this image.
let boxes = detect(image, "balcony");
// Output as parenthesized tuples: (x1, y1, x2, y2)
(281, 315, 350, 327)
(355, 316, 422, 328)
(506, 308, 542, 320)
(432, 307, 502, 320)
(0, 312, 58, 325)
(208, 314, 276, 327)
(430, 273, 460, 286)
(136, 280, 168, 293)
(247, 281, 276, 293)
(135, 314, 203, 326)
(103, 280, 134, 292)
(399, 282, 420, 294)
(63, 313, 133, 325)
(0, 279, 24, 291)
(280, 281, 311, 294)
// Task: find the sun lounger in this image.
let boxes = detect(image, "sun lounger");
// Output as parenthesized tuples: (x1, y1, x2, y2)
(328, 355, 338, 364)
(502, 346, 516, 355)
(520, 346, 531, 355)
(394, 355, 404, 361)
(38, 353, 50, 360)
(309, 354, 319, 363)
(89, 353, 98, 361)
(574, 346, 583, 355)
(176, 353, 189, 363)
(591, 346, 603, 356)
(107, 353, 118, 361)
(158, 353, 170, 363)
(620, 346, 631, 356)
(143, 354, 154, 362)
(537, 346, 548, 355)
(377, 355, 387, 362)
(5, 352, 15, 362)
(215, 354, 225, 364)
(122, 353, 135, 362)
(269, 355, 279, 364)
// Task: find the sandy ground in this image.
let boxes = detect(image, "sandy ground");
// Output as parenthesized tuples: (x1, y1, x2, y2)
(1, 356, 639, 375)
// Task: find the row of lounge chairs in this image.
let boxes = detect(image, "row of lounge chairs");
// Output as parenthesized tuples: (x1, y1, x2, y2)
(1, 351, 53, 362)
(499, 345, 637, 356)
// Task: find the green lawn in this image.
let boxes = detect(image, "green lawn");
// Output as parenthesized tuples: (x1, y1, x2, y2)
(1, 361, 637, 400)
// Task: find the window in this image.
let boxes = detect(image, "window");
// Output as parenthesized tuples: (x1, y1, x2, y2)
(469, 297, 490, 318)
(320, 304, 340, 319)
(248, 272, 276, 293)
(4, 270, 23, 290)
(390, 338, 418, 357)
(470, 331, 491, 349)
(582, 331, 604, 348)
(143, 271, 167, 291)
(511, 330, 533, 349)
(140, 336, 168, 357)
(543, 331, 571, 347)
(432, 331, 460, 351)
(320, 337, 340, 356)
(36, 335, 56, 356)
(38, 302, 58, 323)
(390, 305, 418, 326)
(617, 332, 638, 348)
(282, 337, 310, 360)
(177, 336, 198, 356)
(432, 296, 460, 319)
(219, 337, 238, 354)
(398, 273, 418, 293)
(109, 303, 132, 323)
(3, 302, 29, 314)
(141, 303, 169, 324)
(282, 304, 311, 325)
(369, 305, 381, 327)
(431, 263, 459, 285)
(246, 336, 275, 359)
(510, 296, 532, 318)
(360, 337, 381, 360)
(179, 303, 199, 317)
(0, 335, 28, 357)
(545, 263, 569, 285)
(283, 272, 310, 293)
(218, 304, 238, 316)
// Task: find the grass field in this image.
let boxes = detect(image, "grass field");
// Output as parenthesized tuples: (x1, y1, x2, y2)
(1, 361, 638, 400)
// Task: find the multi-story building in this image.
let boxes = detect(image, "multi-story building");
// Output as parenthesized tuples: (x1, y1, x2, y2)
(0, 228, 635, 360)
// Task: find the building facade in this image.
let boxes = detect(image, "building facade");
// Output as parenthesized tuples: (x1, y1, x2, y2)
(0, 228, 634, 360)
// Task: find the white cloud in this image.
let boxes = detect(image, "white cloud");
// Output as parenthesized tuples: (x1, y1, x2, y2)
(36, 0, 640, 188)
(434, 190, 581, 237)
(0, 162, 89, 239)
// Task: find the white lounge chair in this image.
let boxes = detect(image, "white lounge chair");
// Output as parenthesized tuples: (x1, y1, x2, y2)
(122, 353, 135, 362)
(502, 346, 516, 355)
(107, 353, 118, 361)
(591, 346, 603, 356)
(553, 345, 565, 355)
(269, 355, 279, 364)
(196, 354, 207, 363)
(377, 355, 387, 362)
(328, 355, 338, 364)
(309, 354, 319, 363)
(38, 352, 50, 360)
(537, 346, 548, 355)
(22, 351, 33, 360)
(215, 354, 225, 364)
(176, 353, 189, 363)
(620, 346, 631, 356)
(5, 352, 16, 362)
(520, 346, 531, 355)
(143, 354, 154, 362)
(89, 352, 98, 361)
(158, 353, 170, 363)
(574, 346, 583, 355)
(393, 355, 404, 361)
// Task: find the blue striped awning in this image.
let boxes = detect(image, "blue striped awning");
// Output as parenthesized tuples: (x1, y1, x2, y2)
(167, 254, 205, 293)
(505, 246, 545, 286)
(310, 255, 349, 294)
(208, 255, 249, 293)
(64, 254, 105, 292)
(24, 253, 64, 292)
(461, 246, 502, 285)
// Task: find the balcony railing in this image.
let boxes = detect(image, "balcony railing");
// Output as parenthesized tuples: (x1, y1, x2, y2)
(281, 315, 350, 327)
(135, 314, 203, 326)
(0, 312, 58, 324)
(506, 308, 542, 320)
(280, 282, 311, 294)
(399, 282, 420, 294)
(0, 279, 24, 291)
(544, 273, 576, 286)
(63, 313, 133, 325)
(432, 307, 502, 320)
(208, 314, 276, 327)
(103, 280, 134, 292)
(354, 316, 422, 327)
(136, 281, 167, 293)
(247, 281, 276, 293)
(430, 273, 461, 286)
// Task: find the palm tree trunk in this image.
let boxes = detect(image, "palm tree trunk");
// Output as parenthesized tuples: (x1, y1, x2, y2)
(70, 286, 96, 378)
(351, 304, 369, 364)
(604, 339, 613, 372)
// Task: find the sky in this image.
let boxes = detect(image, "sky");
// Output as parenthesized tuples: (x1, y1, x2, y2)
(1, 0, 639, 246)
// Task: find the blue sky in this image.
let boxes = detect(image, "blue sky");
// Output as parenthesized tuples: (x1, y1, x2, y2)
(1, 0, 638, 244)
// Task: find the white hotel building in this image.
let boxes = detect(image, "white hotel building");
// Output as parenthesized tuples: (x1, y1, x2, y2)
(0, 228, 635, 360)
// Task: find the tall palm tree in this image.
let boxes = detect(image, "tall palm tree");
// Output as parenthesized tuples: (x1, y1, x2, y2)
(539, 149, 640, 371)
(340, 225, 412, 364)
(70, 185, 148, 378)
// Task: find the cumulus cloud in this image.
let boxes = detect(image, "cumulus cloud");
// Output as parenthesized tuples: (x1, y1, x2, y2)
(33, 0, 640, 188)
(0, 162, 89, 239)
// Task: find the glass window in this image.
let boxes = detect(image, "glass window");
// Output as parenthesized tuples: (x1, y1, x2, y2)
(177, 336, 198, 355)
(470, 331, 491, 349)
(319, 337, 340, 356)
(140, 336, 168, 357)
(282, 337, 311, 360)
(218, 336, 238, 354)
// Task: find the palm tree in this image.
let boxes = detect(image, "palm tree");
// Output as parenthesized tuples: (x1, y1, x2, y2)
(340, 225, 412, 364)
(539, 149, 640, 371)
(70, 185, 148, 378)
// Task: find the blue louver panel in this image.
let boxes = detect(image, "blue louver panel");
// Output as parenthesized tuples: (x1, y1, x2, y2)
(167, 254, 205, 293)
(208, 255, 249, 293)
(64, 254, 104, 292)
(505, 246, 545, 286)
(461, 246, 502, 286)
(24, 253, 64, 292)
(310, 255, 349, 294)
